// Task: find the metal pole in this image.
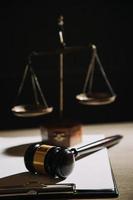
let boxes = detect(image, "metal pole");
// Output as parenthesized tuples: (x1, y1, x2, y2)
(58, 15, 65, 118)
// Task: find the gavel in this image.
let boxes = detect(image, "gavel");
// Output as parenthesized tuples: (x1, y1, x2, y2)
(24, 135, 122, 179)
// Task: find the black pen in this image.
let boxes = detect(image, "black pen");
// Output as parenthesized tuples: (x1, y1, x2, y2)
(0, 183, 76, 197)
(72, 134, 123, 158)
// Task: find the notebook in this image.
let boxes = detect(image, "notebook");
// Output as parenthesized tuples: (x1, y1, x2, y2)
(0, 128, 118, 198)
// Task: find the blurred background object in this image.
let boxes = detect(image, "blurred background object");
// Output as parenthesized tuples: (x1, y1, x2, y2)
(0, 1, 133, 129)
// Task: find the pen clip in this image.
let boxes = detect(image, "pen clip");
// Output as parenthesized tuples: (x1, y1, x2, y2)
(38, 183, 76, 194)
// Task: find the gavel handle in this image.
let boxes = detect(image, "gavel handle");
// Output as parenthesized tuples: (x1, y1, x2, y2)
(71, 135, 123, 158)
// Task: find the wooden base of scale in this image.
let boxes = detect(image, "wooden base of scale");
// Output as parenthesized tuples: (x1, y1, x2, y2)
(40, 120, 82, 147)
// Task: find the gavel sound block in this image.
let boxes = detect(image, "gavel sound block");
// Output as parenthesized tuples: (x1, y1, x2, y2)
(40, 120, 82, 147)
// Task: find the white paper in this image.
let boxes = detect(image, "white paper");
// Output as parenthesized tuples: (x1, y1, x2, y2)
(0, 128, 114, 190)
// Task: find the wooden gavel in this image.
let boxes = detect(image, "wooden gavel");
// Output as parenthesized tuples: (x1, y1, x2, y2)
(24, 135, 122, 179)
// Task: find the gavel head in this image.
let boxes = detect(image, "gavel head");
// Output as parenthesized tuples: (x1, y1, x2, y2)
(24, 143, 75, 179)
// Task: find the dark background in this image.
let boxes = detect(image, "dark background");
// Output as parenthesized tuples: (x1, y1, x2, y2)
(0, 1, 133, 129)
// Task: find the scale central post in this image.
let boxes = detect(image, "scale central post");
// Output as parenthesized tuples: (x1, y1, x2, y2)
(59, 53, 64, 118)
(58, 16, 66, 119)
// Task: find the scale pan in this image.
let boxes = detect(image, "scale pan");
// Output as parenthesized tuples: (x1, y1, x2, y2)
(11, 105, 53, 117)
(76, 93, 116, 105)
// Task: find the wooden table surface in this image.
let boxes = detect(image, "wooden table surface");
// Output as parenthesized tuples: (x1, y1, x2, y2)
(0, 122, 132, 199)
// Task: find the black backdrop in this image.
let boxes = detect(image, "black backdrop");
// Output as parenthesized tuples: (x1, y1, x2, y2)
(0, 1, 133, 129)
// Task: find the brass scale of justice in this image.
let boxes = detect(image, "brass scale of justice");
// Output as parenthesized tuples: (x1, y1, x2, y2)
(11, 16, 116, 118)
